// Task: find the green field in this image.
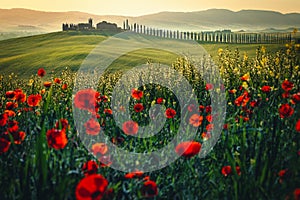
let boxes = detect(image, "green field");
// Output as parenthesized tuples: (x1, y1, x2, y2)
(0, 30, 299, 199)
(0, 31, 286, 78)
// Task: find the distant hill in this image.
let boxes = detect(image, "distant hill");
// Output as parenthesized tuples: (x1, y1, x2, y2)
(0, 8, 299, 39)
(0, 8, 129, 32)
(136, 9, 300, 31)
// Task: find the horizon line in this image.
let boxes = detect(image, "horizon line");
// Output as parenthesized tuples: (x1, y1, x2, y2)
(1, 7, 300, 17)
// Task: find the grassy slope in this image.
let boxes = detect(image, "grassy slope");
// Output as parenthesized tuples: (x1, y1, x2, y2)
(0, 32, 107, 76)
(0, 31, 286, 78)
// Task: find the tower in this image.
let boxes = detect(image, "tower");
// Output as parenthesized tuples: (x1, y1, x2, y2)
(88, 18, 93, 29)
(126, 19, 129, 30)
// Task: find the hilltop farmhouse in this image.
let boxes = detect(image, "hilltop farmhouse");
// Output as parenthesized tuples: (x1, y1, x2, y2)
(62, 18, 121, 31)
(62, 18, 293, 44)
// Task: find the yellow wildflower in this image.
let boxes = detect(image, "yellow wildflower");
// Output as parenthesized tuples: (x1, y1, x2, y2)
(242, 81, 248, 89)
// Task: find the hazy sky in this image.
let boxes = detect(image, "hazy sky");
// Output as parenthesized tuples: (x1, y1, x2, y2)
(0, 0, 299, 16)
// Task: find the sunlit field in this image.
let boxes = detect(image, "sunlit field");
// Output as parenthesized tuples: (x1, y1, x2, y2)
(0, 32, 299, 199)
(0, 31, 286, 78)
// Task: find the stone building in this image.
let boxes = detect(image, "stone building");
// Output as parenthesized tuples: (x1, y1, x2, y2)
(78, 18, 93, 30)
(62, 18, 93, 31)
(96, 21, 120, 31)
(62, 19, 122, 31)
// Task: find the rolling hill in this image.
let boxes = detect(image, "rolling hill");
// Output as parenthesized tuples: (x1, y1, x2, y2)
(0, 8, 129, 32)
(0, 8, 299, 40)
(0, 31, 286, 78)
(136, 9, 300, 31)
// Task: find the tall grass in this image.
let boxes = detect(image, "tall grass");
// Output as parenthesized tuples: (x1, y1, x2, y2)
(0, 41, 299, 199)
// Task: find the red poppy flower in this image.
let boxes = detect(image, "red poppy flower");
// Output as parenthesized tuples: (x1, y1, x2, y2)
(4, 110, 16, 117)
(12, 131, 26, 144)
(14, 88, 22, 93)
(206, 124, 214, 131)
(250, 100, 259, 107)
(0, 113, 8, 127)
(282, 80, 293, 91)
(229, 89, 237, 94)
(242, 116, 250, 122)
(6, 91, 15, 99)
(221, 165, 241, 176)
(27, 94, 42, 107)
(141, 180, 158, 198)
(124, 171, 144, 179)
(234, 96, 244, 106)
(278, 169, 288, 178)
(46, 128, 68, 150)
(296, 119, 300, 132)
(91, 143, 108, 156)
(40, 89, 46, 95)
(8, 120, 19, 133)
(223, 124, 229, 130)
(205, 83, 214, 91)
(82, 160, 99, 176)
(22, 107, 33, 112)
(240, 73, 250, 81)
(15, 92, 26, 103)
(235, 166, 241, 175)
(199, 105, 205, 112)
(294, 188, 300, 200)
(37, 68, 46, 77)
(156, 98, 164, 104)
(235, 91, 250, 107)
(104, 109, 112, 115)
(131, 89, 143, 100)
(55, 118, 69, 130)
(189, 114, 203, 127)
(261, 85, 271, 93)
(122, 120, 139, 135)
(75, 174, 108, 200)
(43, 81, 52, 87)
(279, 104, 294, 118)
(221, 166, 232, 176)
(175, 141, 201, 158)
(54, 78, 61, 84)
(84, 118, 101, 135)
(206, 105, 212, 113)
(134, 103, 144, 112)
(292, 92, 300, 104)
(0, 138, 11, 154)
(62, 84, 68, 90)
(206, 114, 213, 123)
(282, 92, 290, 98)
(239, 116, 247, 122)
(165, 108, 176, 119)
(6, 102, 18, 110)
(99, 95, 108, 102)
(74, 89, 98, 112)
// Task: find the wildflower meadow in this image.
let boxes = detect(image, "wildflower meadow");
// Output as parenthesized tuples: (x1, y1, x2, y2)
(0, 41, 299, 199)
